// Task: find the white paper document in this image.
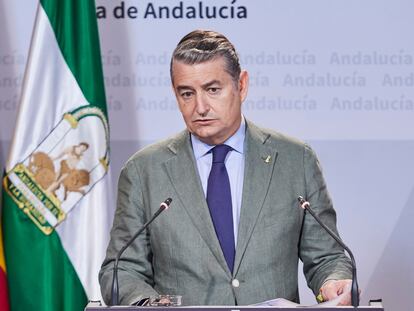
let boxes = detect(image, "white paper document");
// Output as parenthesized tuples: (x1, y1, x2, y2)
(253, 286, 351, 308)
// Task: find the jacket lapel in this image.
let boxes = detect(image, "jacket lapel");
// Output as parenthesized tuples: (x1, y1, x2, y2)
(163, 131, 231, 276)
(233, 121, 278, 274)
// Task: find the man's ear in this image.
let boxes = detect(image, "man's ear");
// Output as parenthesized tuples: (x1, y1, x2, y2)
(239, 70, 249, 102)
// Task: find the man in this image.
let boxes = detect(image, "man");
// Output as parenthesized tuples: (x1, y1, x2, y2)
(99, 30, 353, 306)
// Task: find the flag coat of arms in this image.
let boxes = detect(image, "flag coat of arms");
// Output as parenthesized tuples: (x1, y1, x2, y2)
(2, 0, 113, 310)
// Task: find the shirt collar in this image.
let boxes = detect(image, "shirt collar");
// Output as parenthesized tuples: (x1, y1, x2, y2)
(191, 115, 246, 159)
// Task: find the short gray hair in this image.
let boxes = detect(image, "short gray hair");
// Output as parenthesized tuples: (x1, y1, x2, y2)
(170, 30, 241, 84)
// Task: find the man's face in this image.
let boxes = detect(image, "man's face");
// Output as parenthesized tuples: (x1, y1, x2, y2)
(172, 57, 249, 145)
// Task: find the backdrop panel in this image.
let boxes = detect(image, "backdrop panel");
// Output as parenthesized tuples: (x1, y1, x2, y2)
(1, 1, 412, 310)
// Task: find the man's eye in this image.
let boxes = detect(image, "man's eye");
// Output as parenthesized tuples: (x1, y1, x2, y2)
(181, 91, 193, 98)
(208, 87, 220, 94)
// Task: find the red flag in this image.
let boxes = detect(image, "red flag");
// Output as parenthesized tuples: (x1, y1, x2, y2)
(0, 224, 9, 311)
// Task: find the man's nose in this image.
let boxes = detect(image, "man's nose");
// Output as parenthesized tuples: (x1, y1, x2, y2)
(195, 94, 210, 116)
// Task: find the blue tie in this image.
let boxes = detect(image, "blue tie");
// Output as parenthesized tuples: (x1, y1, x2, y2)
(207, 144, 235, 273)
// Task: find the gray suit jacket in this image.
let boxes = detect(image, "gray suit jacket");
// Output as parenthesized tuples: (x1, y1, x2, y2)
(99, 120, 352, 305)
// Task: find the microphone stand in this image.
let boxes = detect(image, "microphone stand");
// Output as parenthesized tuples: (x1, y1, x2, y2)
(297, 196, 359, 307)
(111, 198, 172, 306)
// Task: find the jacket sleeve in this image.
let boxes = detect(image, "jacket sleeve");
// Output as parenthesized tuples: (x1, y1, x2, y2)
(299, 144, 353, 295)
(99, 159, 159, 305)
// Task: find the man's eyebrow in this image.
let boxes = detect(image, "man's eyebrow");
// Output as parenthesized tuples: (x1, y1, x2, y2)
(202, 80, 221, 89)
(176, 85, 194, 92)
(175, 80, 221, 92)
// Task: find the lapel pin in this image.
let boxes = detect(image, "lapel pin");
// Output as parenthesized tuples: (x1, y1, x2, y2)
(263, 155, 271, 163)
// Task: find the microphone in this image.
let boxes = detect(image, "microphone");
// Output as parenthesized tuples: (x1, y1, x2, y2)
(297, 196, 359, 307)
(111, 198, 173, 306)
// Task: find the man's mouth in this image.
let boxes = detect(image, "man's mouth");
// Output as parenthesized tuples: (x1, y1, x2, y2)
(193, 119, 215, 125)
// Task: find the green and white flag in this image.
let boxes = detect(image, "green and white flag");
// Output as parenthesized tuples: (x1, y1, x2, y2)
(2, 0, 113, 310)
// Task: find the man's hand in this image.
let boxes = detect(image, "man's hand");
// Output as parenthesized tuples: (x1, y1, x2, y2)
(319, 279, 352, 306)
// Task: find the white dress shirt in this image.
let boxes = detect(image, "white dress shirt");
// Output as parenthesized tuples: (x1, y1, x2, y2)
(190, 116, 246, 246)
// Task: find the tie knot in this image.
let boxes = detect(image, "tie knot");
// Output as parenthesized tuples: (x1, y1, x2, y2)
(211, 144, 232, 163)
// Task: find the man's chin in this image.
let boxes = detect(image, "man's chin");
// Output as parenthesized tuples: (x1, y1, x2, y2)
(195, 134, 228, 146)
(195, 136, 213, 145)
(191, 130, 215, 145)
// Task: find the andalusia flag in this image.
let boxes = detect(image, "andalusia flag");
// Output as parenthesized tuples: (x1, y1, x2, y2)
(2, 0, 113, 310)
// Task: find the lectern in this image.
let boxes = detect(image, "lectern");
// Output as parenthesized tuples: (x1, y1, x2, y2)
(85, 302, 384, 311)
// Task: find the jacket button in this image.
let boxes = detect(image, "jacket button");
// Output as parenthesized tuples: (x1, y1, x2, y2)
(232, 279, 240, 288)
